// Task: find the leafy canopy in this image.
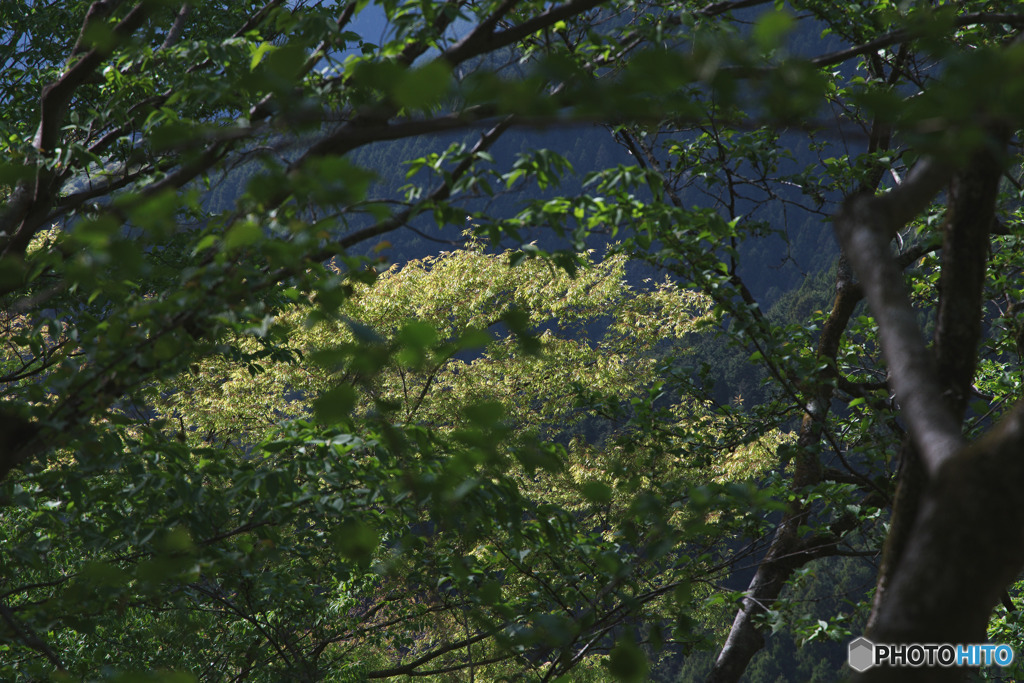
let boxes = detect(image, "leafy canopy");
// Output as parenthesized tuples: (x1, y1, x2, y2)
(3, 1, 1024, 682)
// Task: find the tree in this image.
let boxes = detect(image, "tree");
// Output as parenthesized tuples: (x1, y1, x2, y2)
(2, 234, 781, 679)
(599, 6, 1024, 681)
(3, 0, 1024, 681)
(155, 243, 783, 679)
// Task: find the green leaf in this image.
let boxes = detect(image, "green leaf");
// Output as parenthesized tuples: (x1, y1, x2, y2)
(157, 527, 195, 554)
(331, 519, 379, 567)
(607, 637, 649, 682)
(223, 220, 263, 250)
(753, 10, 794, 50)
(152, 333, 180, 361)
(250, 41, 274, 71)
(81, 21, 118, 53)
(107, 672, 197, 683)
(314, 385, 357, 424)
(74, 215, 121, 248)
(79, 561, 130, 588)
(501, 307, 542, 355)
(261, 44, 307, 82)
(0, 256, 26, 290)
(192, 234, 219, 254)
(345, 317, 385, 344)
(398, 319, 439, 350)
(394, 60, 452, 109)
(125, 188, 180, 237)
(0, 162, 35, 188)
(457, 326, 492, 350)
(462, 400, 505, 427)
(295, 156, 376, 205)
(581, 481, 612, 504)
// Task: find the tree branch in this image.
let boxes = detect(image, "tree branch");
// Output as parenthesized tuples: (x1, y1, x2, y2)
(0, 601, 65, 671)
(444, 0, 604, 66)
(365, 631, 493, 678)
(0, 2, 150, 260)
(35, 2, 148, 154)
(696, 0, 774, 17)
(863, 132, 1007, 647)
(811, 12, 1024, 69)
(834, 158, 965, 476)
(159, 3, 192, 51)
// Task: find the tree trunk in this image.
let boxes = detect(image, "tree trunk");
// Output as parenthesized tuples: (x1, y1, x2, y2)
(707, 257, 862, 682)
(837, 144, 1024, 681)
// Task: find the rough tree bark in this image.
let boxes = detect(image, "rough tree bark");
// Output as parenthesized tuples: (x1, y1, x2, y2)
(865, 143, 1004, 638)
(835, 142, 1024, 682)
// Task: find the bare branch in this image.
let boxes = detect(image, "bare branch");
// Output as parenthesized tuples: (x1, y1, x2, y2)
(159, 3, 192, 51)
(696, 0, 774, 17)
(334, 116, 514, 252)
(812, 12, 1024, 69)
(365, 631, 494, 678)
(444, 0, 604, 66)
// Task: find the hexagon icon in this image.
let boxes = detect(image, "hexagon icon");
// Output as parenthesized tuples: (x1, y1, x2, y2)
(848, 637, 875, 672)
